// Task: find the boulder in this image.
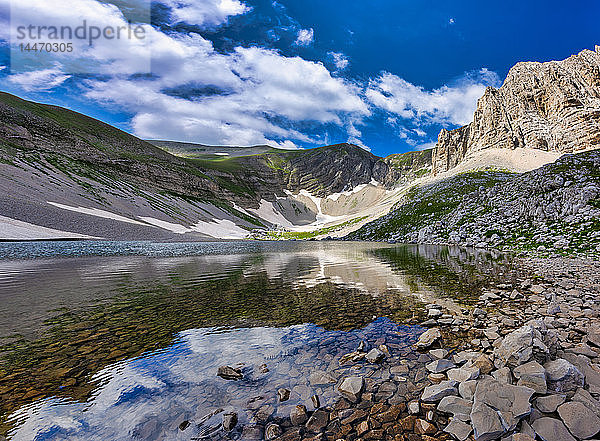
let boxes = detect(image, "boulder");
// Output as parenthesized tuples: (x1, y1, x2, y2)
(426, 359, 456, 373)
(217, 366, 243, 380)
(494, 325, 535, 367)
(447, 366, 480, 383)
(337, 376, 364, 402)
(470, 378, 535, 439)
(443, 418, 472, 441)
(531, 417, 576, 441)
(557, 401, 600, 439)
(437, 396, 473, 421)
(512, 361, 547, 394)
(421, 380, 458, 402)
(417, 328, 442, 349)
(544, 359, 584, 392)
(535, 394, 565, 413)
(365, 348, 385, 363)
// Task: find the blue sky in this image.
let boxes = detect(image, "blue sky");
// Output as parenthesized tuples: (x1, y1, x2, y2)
(0, 0, 598, 157)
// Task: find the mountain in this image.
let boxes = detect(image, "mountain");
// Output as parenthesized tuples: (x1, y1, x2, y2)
(0, 92, 431, 241)
(432, 46, 600, 174)
(348, 47, 600, 256)
(347, 149, 600, 255)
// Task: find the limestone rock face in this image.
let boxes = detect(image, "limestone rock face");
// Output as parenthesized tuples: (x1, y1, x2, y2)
(432, 47, 600, 174)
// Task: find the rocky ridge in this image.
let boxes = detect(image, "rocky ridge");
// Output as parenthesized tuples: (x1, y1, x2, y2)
(432, 46, 600, 175)
(349, 149, 600, 257)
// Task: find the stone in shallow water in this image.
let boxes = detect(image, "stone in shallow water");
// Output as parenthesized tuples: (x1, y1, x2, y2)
(337, 376, 364, 403)
(365, 348, 385, 363)
(217, 365, 243, 380)
(557, 401, 600, 439)
(426, 358, 456, 373)
(305, 409, 329, 433)
(278, 388, 291, 402)
(290, 405, 308, 425)
(222, 412, 238, 431)
(417, 328, 441, 349)
(309, 370, 336, 386)
(443, 417, 472, 441)
(265, 423, 283, 440)
(544, 358, 584, 392)
(535, 394, 565, 413)
(531, 417, 576, 441)
(421, 380, 458, 403)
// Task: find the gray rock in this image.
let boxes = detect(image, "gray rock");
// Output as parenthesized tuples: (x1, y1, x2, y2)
(459, 380, 477, 401)
(572, 387, 600, 417)
(337, 376, 364, 402)
(531, 417, 576, 441)
(588, 324, 600, 348)
(471, 378, 535, 439)
(443, 418, 472, 441)
(470, 401, 505, 441)
(513, 361, 547, 394)
(492, 366, 512, 384)
(447, 366, 480, 382)
(365, 348, 385, 363)
(308, 370, 336, 386)
(430, 349, 449, 359)
(421, 380, 458, 402)
(494, 325, 535, 367)
(438, 396, 473, 421)
(426, 358, 456, 373)
(217, 366, 243, 380)
(557, 401, 600, 439)
(544, 358, 584, 392)
(417, 328, 442, 349)
(562, 352, 600, 394)
(535, 394, 565, 413)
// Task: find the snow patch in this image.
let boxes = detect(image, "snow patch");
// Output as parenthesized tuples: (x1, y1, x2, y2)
(47, 202, 148, 225)
(0, 215, 95, 240)
(248, 200, 294, 228)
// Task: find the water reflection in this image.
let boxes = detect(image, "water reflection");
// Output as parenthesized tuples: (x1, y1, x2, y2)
(0, 241, 510, 439)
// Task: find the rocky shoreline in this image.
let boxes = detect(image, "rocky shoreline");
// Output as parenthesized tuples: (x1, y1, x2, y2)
(188, 256, 600, 441)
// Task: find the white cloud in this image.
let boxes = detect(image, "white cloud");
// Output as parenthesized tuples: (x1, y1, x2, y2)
(160, 0, 251, 26)
(449, 18, 455, 24)
(84, 43, 369, 146)
(329, 52, 349, 71)
(8, 67, 71, 91)
(295, 28, 314, 46)
(366, 68, 500, 127)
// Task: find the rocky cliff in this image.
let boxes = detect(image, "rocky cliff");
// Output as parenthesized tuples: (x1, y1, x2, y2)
(432, 46, 600, 174)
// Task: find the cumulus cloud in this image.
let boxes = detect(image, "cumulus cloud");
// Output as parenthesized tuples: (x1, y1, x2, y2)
(366, 68, 501, 127)
(84, 41, 369, 146)
(294, 28, 314, 46)
(328, 52, 349, 71)
(8, 67, 71, 91)
(160, 0, 251, 26)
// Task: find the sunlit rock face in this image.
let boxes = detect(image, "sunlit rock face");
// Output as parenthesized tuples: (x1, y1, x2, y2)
(432, 46, 600, 174)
